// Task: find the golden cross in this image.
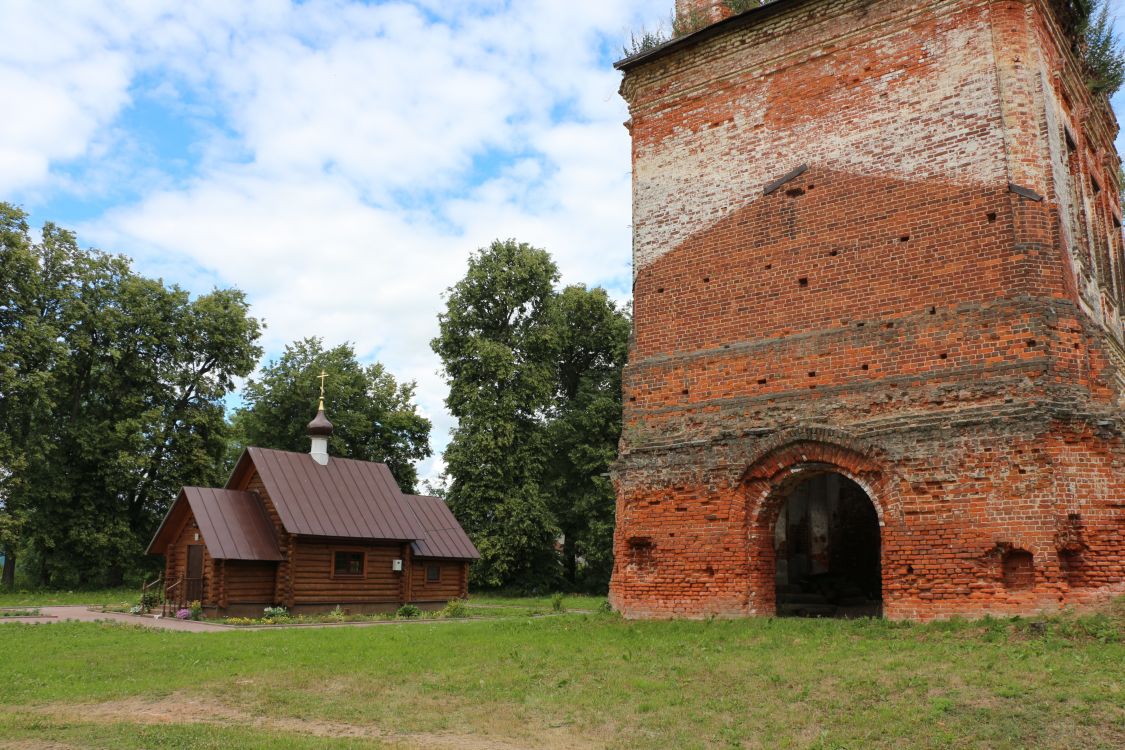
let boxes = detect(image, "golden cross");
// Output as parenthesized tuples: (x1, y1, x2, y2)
(317, 370, 328, 409)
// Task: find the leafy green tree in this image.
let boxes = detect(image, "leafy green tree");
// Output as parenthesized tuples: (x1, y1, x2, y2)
(0, 204, 48, 587)
(432, 239, 562, 589)
(433, 241, 631, 592)
(0, 203, 262, 587)
(542, 286, 630, 591)
(1083, 0, 1125, 95)
(233, 338, 431, 493)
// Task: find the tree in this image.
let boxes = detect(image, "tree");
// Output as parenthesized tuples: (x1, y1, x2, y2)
(233, 338, 431, 493)
(1083, 0, 1125, 95)
(432, 239, 562, 589)
(0, 203, 48, 587)
(0, 203, 262, 587)
(433, 240, 631, 592)
(542, 286, 630, 591)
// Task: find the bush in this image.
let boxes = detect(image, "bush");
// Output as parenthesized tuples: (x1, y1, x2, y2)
(139, 591, 160, 612)
(623, 27, 668, 58)
(396, 604, 422, 619)
(439, 599, 468, 619)
(128, 604, 144, 615)
(189, 600, 203, 620)
(262, 605, 289, 619)
(174, 608, 191, 620)
(326, 605, 347, 622)
(551, 592, 566, 612)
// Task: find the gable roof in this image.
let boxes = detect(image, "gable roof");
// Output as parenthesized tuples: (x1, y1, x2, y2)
(407, 495, 480, 560)
(232, 447, 428, 542)
(147, 487, 283, 561)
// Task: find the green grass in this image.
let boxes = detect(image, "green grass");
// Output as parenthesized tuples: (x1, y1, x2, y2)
(0, 713, 389, 749)
(467, 592, 606, 610)
(0, 608, 40, 617)
(0, 586, 138, 607)
(1, 599, 1123, 749)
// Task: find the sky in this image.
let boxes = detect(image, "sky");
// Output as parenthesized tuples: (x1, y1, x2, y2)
(3, 0, 1125, 485)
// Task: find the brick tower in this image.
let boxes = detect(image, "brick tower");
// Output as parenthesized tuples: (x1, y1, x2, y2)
(611, 0, 1125, 620)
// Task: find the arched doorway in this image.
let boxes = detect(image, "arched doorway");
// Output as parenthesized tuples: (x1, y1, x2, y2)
(773, 472, 882, 617)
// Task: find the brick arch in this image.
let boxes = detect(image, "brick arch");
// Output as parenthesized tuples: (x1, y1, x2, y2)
(738, 432, 895, 615)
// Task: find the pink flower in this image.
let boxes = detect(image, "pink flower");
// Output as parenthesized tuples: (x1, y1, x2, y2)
(175, 608, 191, 620)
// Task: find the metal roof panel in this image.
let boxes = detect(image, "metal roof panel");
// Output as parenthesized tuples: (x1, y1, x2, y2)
(181, 487, 283, 561)
(407, 495, 480, 560)
(242, 447, 427, 541)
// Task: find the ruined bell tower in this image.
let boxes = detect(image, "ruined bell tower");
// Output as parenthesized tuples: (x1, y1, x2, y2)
(611, 0, 1125, 620)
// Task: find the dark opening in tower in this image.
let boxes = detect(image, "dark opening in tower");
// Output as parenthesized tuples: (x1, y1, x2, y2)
(774, 473, 882, 618)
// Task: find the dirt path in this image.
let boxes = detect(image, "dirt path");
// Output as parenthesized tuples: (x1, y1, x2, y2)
(11, 695, 596, 750)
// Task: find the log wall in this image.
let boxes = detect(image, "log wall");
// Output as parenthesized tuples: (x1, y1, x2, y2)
(411, 560, 469, 601)
(165, 510, 215, 606)
(291, 538, 405, 604)
(223, 561, 277, 604)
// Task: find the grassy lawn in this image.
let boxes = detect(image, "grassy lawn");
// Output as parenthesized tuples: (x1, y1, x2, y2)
(467, 592, 607, 611)
(0, 586, 139, 607)
(0, 599, 1122, 749)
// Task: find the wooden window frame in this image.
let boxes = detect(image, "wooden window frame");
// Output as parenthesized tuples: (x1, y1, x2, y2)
(331, 549, 367, 579)
(425, 563, 441, 583)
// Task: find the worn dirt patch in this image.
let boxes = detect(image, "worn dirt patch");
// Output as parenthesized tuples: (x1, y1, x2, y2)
(17, 695, 596, 750)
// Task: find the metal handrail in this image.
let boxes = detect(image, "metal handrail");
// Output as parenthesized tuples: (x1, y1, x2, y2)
(140, 576, 163, 615)
(162, 577, 183, 617)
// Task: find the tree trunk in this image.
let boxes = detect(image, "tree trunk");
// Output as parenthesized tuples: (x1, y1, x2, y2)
(106, 566, 124, 587)
(1, 553, 14, 588)
(563, 534, 578, 587)
(35, 556, 49, 588)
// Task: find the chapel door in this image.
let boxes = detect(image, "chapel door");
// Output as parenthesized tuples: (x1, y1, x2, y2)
(186, 545, 204, 603)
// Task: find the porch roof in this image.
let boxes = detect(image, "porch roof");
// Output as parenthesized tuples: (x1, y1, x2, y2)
(148, 487, 283, 561)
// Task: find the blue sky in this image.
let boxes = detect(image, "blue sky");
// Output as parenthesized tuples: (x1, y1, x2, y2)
(3, 0, 1125, 483)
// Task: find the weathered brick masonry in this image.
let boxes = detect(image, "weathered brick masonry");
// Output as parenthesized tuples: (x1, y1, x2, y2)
(611, 0, 1125, 620)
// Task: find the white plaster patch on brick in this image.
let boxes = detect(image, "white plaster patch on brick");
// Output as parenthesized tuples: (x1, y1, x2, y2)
(1041, 69, 1107, 329)
(1043, 74, 1077, 263)
(631, 14, 1006, 273)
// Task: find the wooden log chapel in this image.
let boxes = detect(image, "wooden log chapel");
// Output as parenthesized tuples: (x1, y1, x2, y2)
(147, 392, 478, 616)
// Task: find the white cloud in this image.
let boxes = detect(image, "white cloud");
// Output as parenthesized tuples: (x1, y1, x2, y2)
(2, 0, 664, 482)
(13, 0, 1125, 488)
(0, 47, 132, 194)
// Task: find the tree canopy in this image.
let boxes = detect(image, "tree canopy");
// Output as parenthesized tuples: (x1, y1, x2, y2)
(1082, 0, 1125, 95)
(232, 337, 432, 493)
(433, 239, 629, 591)
(0, 203, 262, 587)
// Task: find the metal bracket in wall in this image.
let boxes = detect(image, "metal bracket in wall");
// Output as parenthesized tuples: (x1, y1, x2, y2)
(1008, 183, 1044, 202)
(763, 164, 809, 196)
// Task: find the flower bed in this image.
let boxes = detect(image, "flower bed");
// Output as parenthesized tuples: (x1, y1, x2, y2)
(220, 600, 482, 626)
(0, 608, 41, 617)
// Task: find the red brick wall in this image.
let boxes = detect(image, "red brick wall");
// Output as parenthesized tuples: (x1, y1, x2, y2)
(611, 0, 1125, 620)
(675, 0, 734, 25)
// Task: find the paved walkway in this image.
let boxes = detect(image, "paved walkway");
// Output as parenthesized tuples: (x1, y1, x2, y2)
(2, 605, 228, 632)
(1, 605, 578, 632)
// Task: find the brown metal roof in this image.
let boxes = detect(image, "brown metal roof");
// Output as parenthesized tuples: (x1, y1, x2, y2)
(408, 495, 480, 560)
(242, 447, 428, 541)
(146, 487, 283, 561)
